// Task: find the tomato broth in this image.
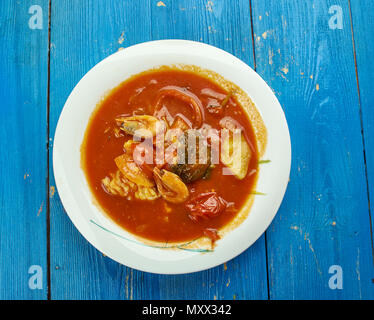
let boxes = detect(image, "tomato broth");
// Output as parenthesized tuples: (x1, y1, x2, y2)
(82, 67, 260, 243)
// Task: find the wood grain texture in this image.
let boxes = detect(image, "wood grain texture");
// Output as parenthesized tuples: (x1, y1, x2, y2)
(0, 0, 49, 299)
(251, 0, 374, 299)
(49, 0, 268, 300)
(349, 0, 374, 257)
(49, 0, 150, 300)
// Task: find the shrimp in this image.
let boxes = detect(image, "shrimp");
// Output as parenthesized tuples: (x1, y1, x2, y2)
(116, 115, 165, 138)
(115, 153, 155, 188)
(153, 167, 189, 204)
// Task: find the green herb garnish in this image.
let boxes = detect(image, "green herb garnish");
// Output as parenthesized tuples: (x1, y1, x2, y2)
(251, 191, 266, 196)
(258, 160, 271, 164)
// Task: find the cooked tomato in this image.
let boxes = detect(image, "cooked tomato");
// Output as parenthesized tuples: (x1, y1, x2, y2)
(186, 192, 229, 222)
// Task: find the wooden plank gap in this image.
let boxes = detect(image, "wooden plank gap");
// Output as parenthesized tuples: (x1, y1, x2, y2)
(261, 231, 270, 300)
(348, 0, 374, 265)
(249, 0, 257, 70)
(46, 0, 52, 301)
(249, 0, 270, 300)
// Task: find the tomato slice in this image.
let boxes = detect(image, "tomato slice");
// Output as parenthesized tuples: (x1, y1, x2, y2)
(186, 192, 228, 221)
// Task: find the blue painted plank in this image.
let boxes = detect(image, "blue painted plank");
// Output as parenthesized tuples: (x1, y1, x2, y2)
(251, 0, 374, 299)
(49, 0, 152, 300)
(350, 0, 374, 263)
(49, 0, 268, 299)
(0, 1, 49, 299)
(145, 0, 268, 301)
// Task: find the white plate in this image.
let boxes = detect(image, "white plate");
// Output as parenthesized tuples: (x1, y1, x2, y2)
(53, 40, 291, 274)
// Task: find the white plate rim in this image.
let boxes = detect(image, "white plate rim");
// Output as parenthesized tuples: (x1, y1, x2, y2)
(53, 39, 291, 274)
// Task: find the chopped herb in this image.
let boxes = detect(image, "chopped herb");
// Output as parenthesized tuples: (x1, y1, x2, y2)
(221, 92, 233, 108)
(251, 191, 266, 195)
(258, 160, 271, 164)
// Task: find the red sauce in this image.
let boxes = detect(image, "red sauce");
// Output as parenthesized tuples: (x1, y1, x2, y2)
(82, 68, 259, 243)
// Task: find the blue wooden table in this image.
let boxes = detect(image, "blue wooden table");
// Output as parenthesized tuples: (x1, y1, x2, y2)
(1, 0, 373, 300)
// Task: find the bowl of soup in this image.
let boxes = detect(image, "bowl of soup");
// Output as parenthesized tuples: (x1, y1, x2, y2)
(53, 40, 291, 274)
